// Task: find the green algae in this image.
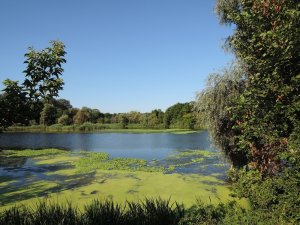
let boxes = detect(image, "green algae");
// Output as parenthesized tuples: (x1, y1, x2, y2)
(0, 170, 247, 210)
(0, 148, 248, 210)
(164, 149, 224, 172)
(173, 150, 218, 158)
(2, 149, 68, 157)
(74, 152, 164, 173)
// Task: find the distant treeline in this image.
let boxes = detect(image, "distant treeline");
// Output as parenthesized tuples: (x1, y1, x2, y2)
(1, 96, 202, 130)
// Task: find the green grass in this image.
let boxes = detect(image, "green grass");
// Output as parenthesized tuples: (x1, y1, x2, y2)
(6, 124, 201, 134)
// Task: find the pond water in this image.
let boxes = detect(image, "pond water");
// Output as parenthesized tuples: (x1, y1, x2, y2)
(0, 131, 237, 209)
(0, 131, 216, 160)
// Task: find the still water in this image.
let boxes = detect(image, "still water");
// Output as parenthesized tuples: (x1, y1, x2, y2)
(0, 131, 215, 160)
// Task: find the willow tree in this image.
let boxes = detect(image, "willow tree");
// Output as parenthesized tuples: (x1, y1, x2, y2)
(195, 63, 247, 166)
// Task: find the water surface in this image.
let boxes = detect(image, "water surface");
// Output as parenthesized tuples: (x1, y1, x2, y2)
(0, 131, 235, 208)
(0, 131, 215, 160)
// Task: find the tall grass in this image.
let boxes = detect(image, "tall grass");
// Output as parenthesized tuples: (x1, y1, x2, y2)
(0, 199, 283, 224)
(0, 198, 184, 225)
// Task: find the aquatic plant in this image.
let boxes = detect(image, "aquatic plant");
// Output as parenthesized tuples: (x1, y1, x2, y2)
(164, 149, 226, 172)
(74, 152, 164, 173)
(2, 149, 68, 158)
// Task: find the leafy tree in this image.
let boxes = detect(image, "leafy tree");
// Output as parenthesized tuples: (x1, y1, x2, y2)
(39, 103, 57, 125)
(73, 107, 90, 124)
(127, 111, 142, 124)
(90, 109, 102, 123)
(164, 103, 194, 129)
(53, 98, 72, 118)
(141, 110, 164, 128)
(23, 40, 66, 102)
(215, 0, 300, 174)
(0, 79, 30, 128)
(57, 114, 72, 125)
(195, 63, 247, 166)
(121, 115, 129, 129)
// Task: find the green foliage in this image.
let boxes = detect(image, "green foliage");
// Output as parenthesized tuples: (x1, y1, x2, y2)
(121, 115, 129, 129)
(192, 1, 300, 223)
(142, 109, 164, 129)
(229, 150, 300, 224)
(164, 103, 197, 129)
(215, 0, 300, 174)
(53, 98, 73, 119)
(23, 40, 66, 102)
(180, 199, 291, 225)
(0, 79, 30, 128)
(194, 63, 247, 166)
(57, 114, 72, 125)
(39, 103, 57, 125)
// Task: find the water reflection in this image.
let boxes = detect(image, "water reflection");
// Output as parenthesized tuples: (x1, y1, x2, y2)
(0, 132, 214, 160)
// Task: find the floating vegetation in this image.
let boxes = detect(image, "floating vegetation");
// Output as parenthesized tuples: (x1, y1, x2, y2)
(172, 150, 218, 158)
(1, 149, 68, 157)
(0, 148, 247, 210)
(163, 149, 228, 174)
(74, 152, 164, 173)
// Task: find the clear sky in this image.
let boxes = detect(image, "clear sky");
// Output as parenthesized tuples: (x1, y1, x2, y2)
(0, 0, 233, 113)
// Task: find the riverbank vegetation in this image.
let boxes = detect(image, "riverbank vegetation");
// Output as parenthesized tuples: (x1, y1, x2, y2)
(6, 124, 199, 134)
(194, 0, 300, 224)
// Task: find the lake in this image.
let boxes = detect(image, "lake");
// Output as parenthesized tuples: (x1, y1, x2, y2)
(0, 131, 215, 160)
(0, 131, 239, 209)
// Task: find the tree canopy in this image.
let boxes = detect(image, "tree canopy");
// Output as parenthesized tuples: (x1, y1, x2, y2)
(23, 40, 66, 102)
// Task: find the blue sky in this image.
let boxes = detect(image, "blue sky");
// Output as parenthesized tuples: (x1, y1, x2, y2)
(0, 0, 233, 113)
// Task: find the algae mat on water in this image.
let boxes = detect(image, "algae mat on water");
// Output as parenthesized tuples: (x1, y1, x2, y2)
(0, 149, 246, 209)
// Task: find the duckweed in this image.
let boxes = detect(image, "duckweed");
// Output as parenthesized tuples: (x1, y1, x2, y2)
(74, 152, 164, 173)
(2, 149, 68, 157)
(0, 148, 244, 210)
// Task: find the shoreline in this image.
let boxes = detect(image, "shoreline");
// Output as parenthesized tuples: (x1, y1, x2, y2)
(4, 126, 203, 134)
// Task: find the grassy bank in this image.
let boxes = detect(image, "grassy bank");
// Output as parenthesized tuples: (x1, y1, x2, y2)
(6, 123, 200, 134)
(0, 198, 280, 225)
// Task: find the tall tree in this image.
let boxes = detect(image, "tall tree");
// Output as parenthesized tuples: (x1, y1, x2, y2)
(195, 63, 247, 166)
(0, 79, 30, 128)
(39, 103, 57, 125)
(215, 0, 300, 174)
(23, 40, 66, 102)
